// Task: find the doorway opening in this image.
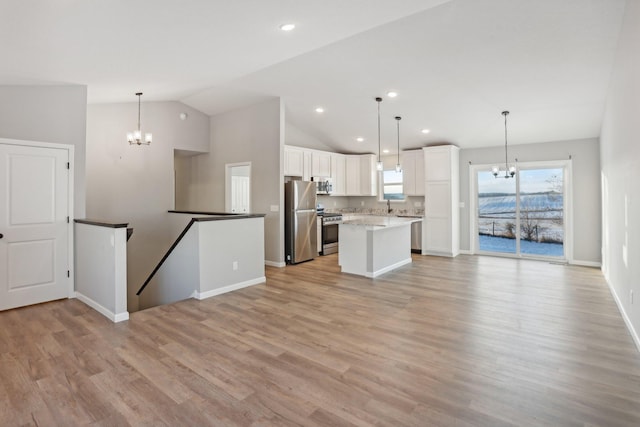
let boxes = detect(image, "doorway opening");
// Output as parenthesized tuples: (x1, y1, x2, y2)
(226, 162, 251, 214)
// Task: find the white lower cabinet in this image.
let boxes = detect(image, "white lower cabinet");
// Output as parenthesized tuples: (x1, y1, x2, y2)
(317, 216, 322, 255)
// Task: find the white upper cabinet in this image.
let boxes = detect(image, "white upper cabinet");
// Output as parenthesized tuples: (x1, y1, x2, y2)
(345, 155, 361, 196)
(425, 146, 452, 181)
(311, 151, 331, 177)
(359, 154, 377, 196)
(331, 153, 346, 196)
(284, 146, 376, 197)
(344, 154, 377, 196)
(303, 150, 312, 181)
(284, 146, 304, 177)
(401, 149, 425, 196)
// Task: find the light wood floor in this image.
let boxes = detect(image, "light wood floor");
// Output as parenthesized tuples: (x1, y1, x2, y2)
(1, 254, 640, 426)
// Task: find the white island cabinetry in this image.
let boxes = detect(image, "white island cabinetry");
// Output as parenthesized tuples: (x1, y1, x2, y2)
(339, 216, 419, 278)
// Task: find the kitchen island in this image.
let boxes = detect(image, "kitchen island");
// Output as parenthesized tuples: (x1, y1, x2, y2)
(339, 216, 422, 278)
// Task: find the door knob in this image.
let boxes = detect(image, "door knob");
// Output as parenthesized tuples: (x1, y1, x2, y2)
(0, 233, 3, 239)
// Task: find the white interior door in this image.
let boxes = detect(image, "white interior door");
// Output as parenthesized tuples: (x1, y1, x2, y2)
(0, 143, 70, 311)
(231, 176, 250, 213)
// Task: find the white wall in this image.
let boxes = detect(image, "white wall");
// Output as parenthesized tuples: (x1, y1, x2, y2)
(459, 138, 601, 264)
(138, 217, 265, 309)
(74, 223, 128, 322)
(600, 0, 640, 349)
(86, 101, 210, 311)
(188, 98, 285, 265)
(285, 122, 335, 152)
(0, 85, 87, 217)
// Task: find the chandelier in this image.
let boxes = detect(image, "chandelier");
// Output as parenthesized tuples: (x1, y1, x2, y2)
(492, 110, 515, 178)
(375, 97, 383, 171)
(127, 92, 152, 145)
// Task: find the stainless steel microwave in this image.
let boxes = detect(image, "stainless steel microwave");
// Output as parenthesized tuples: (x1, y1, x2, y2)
(311, 177, 332, 195)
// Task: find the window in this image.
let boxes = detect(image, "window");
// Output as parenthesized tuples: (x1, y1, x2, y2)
(381, 170, 404, 200)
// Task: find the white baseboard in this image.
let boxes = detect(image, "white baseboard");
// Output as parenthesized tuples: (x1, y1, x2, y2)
(195, 276, 266, 300)
(367, 258, 412, 278)
(422, 250, 456, 257)
(570, 259, 602, 268)
(265, 260, 286, 268)
(605, 277, 640, 353)
(75, 292, 130, 323)
(458, 249, 472, 255)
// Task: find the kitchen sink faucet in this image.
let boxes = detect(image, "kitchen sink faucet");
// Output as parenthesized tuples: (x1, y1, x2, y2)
(387, 199, 392, 214)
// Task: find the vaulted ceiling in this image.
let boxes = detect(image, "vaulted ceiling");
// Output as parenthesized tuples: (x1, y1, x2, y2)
(1, 0, 626, 153)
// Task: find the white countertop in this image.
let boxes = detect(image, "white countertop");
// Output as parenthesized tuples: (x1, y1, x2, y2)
(341, 215, 422, 230)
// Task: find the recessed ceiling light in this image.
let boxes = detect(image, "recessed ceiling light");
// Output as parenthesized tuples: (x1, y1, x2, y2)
(315, 107, 324, 113)
(387, 91, 398, 98)
(356, 137, 364, 142)
(383, 149, 390, 154)
(421, 129, 431, 134)
(280, 23, 296, 31)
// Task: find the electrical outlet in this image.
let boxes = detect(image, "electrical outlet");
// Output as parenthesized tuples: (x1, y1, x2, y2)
(361, 201, 365, 206)
(233, 261, 238, 271)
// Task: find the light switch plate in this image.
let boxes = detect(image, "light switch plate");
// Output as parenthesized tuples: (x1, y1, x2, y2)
(270, 205, 279, 212)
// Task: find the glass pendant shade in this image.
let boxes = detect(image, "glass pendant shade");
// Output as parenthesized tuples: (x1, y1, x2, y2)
(395, 116, 402, 173)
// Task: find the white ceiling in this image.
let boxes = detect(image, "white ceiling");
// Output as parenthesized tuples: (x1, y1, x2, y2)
(0, 0, 626, 152)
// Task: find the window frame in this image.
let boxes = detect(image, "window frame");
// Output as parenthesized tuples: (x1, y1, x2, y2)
(378, 169, 406, 202)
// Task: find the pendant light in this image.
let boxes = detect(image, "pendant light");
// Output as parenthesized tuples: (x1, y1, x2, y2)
(492, 110, 515, 178)
(394, 116, 402, 173)
(127, 92, 152, 145)
(375, 97, 383, 171)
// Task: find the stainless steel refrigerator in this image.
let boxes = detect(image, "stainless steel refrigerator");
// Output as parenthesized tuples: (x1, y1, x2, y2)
(285, 181, 317, 264)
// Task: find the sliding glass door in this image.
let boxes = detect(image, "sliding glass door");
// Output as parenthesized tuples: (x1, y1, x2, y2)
(476, 162, 567, 260)
(477, 171, 517, 254)
(518, 168, 564, 257)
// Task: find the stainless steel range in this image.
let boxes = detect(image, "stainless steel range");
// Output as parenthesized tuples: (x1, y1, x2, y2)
(320, 212, 342, 255)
